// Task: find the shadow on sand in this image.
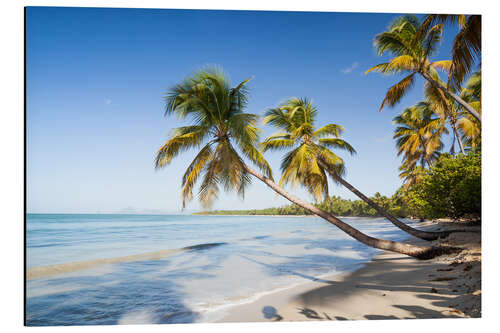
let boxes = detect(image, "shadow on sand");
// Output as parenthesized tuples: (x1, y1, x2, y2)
(260, 252, 479, 321)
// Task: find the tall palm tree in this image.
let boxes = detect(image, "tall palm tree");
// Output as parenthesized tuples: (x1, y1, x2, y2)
(365, 15, 481, 123)
(422, 70, 466, 154)
(261, 97, 350, 202)
(262, 97, 450, 241)
(155, 68, 453, 258)
(393, 102, 448, 170)
(420, 14, 481, 92)
(457, 70, 481, 151)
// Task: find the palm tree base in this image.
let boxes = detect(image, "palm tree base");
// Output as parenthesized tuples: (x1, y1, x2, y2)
(413, 245, 462, 260)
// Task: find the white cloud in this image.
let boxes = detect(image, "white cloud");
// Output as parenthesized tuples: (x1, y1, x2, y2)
(340, 62, 359, 74)
(105, 99, 112, 105)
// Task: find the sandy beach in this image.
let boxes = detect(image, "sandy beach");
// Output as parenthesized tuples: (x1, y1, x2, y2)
(217, 220, 481, 322)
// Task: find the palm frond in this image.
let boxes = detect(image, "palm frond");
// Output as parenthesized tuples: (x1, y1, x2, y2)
(379, 73, 416, 111)
(313, 144, 346, 179)
(420, 15, 463, 33)
(228, 113, 259, 144)
(318, 138, 356, 155)
(155, 126, 208, 168)
(198, 147, 222, 209)
(313, 124, 344, 138)
(424, 87, 448, 118)
(430, 60, 452, 73)
(457, 115, 481, 150)
(228, 77, 252, 118)
(448, 15, 481, 90)
(460, 70, 481, 101)
(373, 31, 416, 58)
(278, 145, 303, 188)
(262, 107, 294, 132)
(278, 144, 327, 202)
(261, 138, 295, 152)
(365, 62, 392, 75)
(422, 24, 443, 58)
(240, 141, 274, 180)
(181, 143, 213, 208)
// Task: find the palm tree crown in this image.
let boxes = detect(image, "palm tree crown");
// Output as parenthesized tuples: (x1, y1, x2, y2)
(393, 103, 448, 189)
(155, 68, 272, 208)
(419, 68, 466, 154)
(420, 14, 481, 91)
(457, 70, 481, 151)
(393, 102, 447, 171)
(365, 15, 451, 111)
(261, 97, 355, 201)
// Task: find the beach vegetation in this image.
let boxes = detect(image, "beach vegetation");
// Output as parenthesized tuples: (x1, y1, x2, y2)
(405, 151, 481, 219)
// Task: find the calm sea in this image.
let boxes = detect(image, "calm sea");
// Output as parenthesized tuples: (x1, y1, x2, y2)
(26, 213, 417, 326)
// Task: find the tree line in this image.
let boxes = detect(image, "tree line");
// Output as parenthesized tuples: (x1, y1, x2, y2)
(198, 150, 481, 221)
(197, 193, 407, 217)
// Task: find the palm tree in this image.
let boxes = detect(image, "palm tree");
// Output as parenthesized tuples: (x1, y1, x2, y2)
(461, 70, 481, 105)
(155, 68, 454, 259)
(420, 15, 481, 92)
(457, 70, 481, 151)
(422, 69, 466, 155)
(262, 97, 449, 241)
(393, 102, 448, 170)
(398, 161, 427, 190)
(424, 80, 462, 155)
(261, 97, 350, 202)
(365, 15, 481, 123)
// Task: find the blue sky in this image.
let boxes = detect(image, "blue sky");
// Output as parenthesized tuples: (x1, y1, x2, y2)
(26, 7, 460, 213)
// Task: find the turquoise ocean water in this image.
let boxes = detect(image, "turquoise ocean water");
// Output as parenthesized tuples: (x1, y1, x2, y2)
(26, 213, 417, 326)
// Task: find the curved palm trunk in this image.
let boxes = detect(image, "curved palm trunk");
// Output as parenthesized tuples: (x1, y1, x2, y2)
(244, 164, 457, 259)
(316, 157, 473, 241)
(316, 158, 444, 241)
(421, 72, 481, 123)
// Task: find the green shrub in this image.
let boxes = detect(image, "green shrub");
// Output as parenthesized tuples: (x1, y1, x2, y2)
(406, 152, 481, 219)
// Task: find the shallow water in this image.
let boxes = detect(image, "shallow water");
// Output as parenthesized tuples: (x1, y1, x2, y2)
(26, 214, 418, 326)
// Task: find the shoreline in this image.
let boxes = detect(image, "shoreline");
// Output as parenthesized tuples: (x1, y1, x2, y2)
(192, 214, 412, 219)
(193, 214, 314, 217)
(214, 220, 481, 322)
(200, 262, 366, 323)
(27, 242, 226, 280)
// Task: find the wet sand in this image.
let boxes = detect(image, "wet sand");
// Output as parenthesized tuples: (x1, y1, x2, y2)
(27, 242, 225, 280)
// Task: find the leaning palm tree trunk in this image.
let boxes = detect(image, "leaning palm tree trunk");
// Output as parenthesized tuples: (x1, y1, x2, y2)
(244, 164, 457, 259)
(316, 157, 472, 241)
(317, 159, 441, 240)
(421, 72, 481, 123)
